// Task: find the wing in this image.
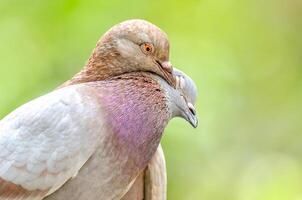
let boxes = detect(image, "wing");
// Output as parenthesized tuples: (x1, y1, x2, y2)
(121, 144, 167, 200)
(144, 144, 167, 200)
(0, 84, 106, 199)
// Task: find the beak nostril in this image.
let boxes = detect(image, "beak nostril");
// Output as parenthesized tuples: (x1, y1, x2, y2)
(189, 107, 196, 116)
(187, 102, 196, 116)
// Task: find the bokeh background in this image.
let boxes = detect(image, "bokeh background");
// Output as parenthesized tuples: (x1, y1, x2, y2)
(0, 0, 301, 199)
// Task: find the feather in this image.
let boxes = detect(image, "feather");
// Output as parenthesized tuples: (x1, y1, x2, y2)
(144, 145, 167, 200)
(0, 84, 107, 199)
(120, 144, 166, 200)
(0, 72, 183, 199)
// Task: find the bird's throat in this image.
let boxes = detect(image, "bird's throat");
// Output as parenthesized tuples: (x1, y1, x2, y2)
(94, 74, 170, 169)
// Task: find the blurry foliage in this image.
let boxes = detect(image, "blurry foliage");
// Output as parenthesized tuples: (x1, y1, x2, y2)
(0, 0, 301, 199)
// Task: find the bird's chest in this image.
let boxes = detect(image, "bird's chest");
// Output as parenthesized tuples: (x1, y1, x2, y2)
(93, 82, 169, 170)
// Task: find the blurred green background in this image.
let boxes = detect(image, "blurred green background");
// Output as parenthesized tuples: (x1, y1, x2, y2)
(0, 0, 301, 199)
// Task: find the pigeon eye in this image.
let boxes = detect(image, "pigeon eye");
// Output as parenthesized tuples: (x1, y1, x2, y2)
(141, 43, 154, 54)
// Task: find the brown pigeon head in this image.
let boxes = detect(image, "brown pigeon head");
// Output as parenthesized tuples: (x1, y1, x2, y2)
(69, 19, 175, 87)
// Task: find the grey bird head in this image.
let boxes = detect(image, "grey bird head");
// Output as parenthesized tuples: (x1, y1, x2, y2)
(160, 68, 198, 128)
(174, 68, 198, 128)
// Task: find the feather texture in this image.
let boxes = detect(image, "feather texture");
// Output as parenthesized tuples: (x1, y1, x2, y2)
(122, 68, 197, 200)
(0, 73, 180, 199)
(144, 144, 167, 200)
(0, 85, 107, 199)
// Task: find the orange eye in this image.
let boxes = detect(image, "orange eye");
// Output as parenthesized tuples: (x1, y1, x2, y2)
(141, 43, 154, 54)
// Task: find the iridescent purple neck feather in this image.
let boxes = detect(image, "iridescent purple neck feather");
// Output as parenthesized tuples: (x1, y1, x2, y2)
(87, 73, 172, 169)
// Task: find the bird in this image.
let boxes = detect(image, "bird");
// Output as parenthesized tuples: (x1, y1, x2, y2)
(121, 68, 198, 200)
(0, 19, 198, 199)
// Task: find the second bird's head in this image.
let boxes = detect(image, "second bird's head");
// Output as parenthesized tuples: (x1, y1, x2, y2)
(85, 19, 176, 87)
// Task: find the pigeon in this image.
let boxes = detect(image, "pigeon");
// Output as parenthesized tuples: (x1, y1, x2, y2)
(121, 68, 198, 200)
(0, 71, 197, 200)
(0, 19, 197, 199)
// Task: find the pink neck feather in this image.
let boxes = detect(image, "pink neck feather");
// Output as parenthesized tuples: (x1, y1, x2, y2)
(91, 73, 171, 169)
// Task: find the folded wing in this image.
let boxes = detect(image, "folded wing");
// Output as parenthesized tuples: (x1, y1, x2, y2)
(0, 85, 106, 199)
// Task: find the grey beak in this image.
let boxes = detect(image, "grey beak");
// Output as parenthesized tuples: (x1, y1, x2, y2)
(187, 102, 198, 128)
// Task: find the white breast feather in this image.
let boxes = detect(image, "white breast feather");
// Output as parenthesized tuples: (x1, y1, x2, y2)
(0, 85, 106, 195)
